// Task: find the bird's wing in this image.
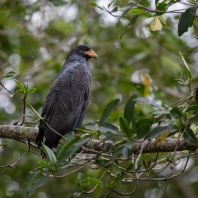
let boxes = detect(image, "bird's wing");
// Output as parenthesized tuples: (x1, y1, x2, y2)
(40, 64, 91, 147)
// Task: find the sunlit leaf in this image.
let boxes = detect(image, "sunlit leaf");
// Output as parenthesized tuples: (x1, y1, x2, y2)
(145, 124, 173, 139)
(155, 131, 170, 145)
(143, 74, 150, 96)
(158, 15, 166, 25)
(150, 16, 162, 31)
(14, 79, 25, 91)
(27, 87, 37, 94)
(14, 89, 24, 94)
(179, 51, 192, 81)
(83, 177, 102, 186)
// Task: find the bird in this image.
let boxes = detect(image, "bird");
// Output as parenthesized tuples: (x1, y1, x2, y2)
(36, 45, 98, 151)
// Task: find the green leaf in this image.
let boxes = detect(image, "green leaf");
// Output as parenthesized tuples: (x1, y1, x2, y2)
(179, 51, 192, 81)
(99, 99, 120, 126)
(178, 3, 198, 36)
(28, 103, 42, 119)
(49, 0, 67, 6)
(88, 1, 104, 10)
(108, 1, 114, 9)
(145, 124, 173, 139)
(27, 87, 37, 94)
(186, 105, 198, 112)
(135, 118, 153, 139)
(110, 146, 123, 162)
(141, 154, 151, 169)
(156, 1, 168, 15)
(121, 142, 132, 158)
(26, 170, 41, 182)
(60, 161, 72, 170)
(26, 175, 48, 198)
(83, 177, 102, 186)
(38, 161, 55, 170)
(57, 132, 76, 154)
(118, 116, 132, 139)
(170, 107, 183, 119)
(59, 135, 91, 160)
(85, 121, 118, 134)
(88, 2, 97, 7)
(158, 15, 166, 25)
(122, 1, 141, 16)
(124, 94, 137, 124)
(1, 71, 16, 79)
(183, 128, 198, 145)
(155, 0, 160, 6)
(14, 79, 25, 91)
(134, 97, 165, 110)
(188, 114, 198, 124)
(99, 132, 121, 143)
(57, 136, 80, 162)
(129, 8, 142, 15)
(14, 89, 24, 94)
(120, 15, 139, 39)
(111, 7, 118, 13)
(151, 110, 170, 115)
(41, 143, 57, 165)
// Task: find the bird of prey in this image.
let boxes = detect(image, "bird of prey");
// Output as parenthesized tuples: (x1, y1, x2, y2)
(36, 45, 98, 150)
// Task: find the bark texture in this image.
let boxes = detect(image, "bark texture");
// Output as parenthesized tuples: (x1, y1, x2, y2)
(0, 125, 197, 153)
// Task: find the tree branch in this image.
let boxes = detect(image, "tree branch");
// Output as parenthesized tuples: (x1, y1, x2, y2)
(0, 125, 197, 153)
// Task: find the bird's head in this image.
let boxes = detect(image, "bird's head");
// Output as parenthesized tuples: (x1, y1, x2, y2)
(73, 45, 98, 60)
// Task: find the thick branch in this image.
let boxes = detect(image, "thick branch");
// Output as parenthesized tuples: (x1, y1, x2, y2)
(0, 125, 197, 153)
(0, 125, 37, 142)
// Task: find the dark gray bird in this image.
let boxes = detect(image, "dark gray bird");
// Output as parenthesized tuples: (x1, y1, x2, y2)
(36, 45, 98, 150)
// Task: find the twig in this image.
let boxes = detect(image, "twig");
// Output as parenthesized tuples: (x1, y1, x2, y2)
(0, 139, 30, 168)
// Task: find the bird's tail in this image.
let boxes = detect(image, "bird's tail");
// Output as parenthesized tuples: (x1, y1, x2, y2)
(36, 127, 44, 148)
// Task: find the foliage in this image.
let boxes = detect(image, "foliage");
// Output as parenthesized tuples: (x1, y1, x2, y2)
(0, 0, 198, 198)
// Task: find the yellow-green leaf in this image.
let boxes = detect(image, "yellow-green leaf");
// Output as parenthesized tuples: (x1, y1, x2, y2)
(150, 16, 162, 31)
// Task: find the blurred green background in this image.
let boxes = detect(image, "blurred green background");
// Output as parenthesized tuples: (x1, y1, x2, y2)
(0, 0, 198, 197)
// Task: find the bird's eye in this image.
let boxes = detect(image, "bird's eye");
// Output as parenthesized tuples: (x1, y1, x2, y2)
(85, 47, 89, 51)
